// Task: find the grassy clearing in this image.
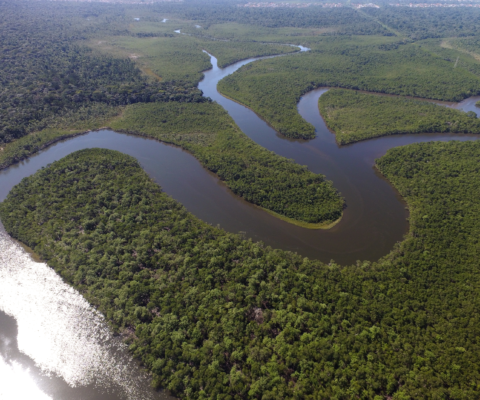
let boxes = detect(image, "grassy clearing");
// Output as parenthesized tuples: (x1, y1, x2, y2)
(88, 35, 211, 84)
(88, 34, 300, 84)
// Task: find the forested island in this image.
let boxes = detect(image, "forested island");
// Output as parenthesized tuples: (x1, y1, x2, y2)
(2, 0, 480, 399)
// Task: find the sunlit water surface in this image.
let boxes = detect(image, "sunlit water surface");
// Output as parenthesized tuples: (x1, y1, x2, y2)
(0, 225, 171, 400)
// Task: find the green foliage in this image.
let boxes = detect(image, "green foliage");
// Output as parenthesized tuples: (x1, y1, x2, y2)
(0, 104, 122, 169)
(199, 40, 297, 68)
(219, 38, 480, 139)
(3, 143, 480, 398)
(0, 1, 205, 146)
(180, 22, 318, 43)
(96, 35, 298, 82)
(110, 102, 343, 224)
(160, 3, 391, 35)
(318, 89, 480, 144)
(451, 36, 480, 55)
(364, 7, 480, 39)
(98, 35, 212, 84)
(416, 39, 480, 78)
(3, 3, 480, 397)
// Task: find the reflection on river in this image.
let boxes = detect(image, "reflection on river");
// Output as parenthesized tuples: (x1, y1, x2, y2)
(1, 43, 480, 400)
(0, 224, 172, 400)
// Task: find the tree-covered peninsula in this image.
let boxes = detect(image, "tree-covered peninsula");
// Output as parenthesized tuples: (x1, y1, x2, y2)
(2, 143, 480, 399)
(218, 37, 480, 140)
(0, 102, 344, 225)
(318, 89, 480, 144)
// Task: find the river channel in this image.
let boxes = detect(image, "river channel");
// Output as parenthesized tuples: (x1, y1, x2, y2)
(1, 48, 480, 399)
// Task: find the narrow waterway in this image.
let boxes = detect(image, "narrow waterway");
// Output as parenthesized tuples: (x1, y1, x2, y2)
(1, 46, 480, 400)
(198, 52, 480, 263)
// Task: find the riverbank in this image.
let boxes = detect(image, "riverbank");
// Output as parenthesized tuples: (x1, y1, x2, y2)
(4, 141, 480, 399)
(217, 37, 480, 140)
(0, 101, 343, 228)
(260, 206, 343, 229)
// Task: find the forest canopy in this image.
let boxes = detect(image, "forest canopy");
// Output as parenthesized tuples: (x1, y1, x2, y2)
(318, 89, 480, 144)
(2, 144, 480, 399)
(3, 1, 480, 398)
(218, 38, 480, 139)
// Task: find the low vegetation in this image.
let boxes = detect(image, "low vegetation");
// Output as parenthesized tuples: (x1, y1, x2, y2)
(92, 35, 212, 84)
(91, 34, 299, 83)
(218, 38, 480, 139)
(2, 142, 480, 399)
(318, 89, 480, 144)
(199, 40, 297, 68)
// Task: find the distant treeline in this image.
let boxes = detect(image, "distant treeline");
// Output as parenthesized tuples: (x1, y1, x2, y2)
(162, 4, 391, 35)
(0, 1, 206, 145)
(319, 89, 480, 144)
(364, 7, 480, 39)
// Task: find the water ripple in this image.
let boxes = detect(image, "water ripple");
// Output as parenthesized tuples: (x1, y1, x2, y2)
(0, 225, 161, 400)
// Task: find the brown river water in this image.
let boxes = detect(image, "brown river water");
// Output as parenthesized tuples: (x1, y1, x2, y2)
(0, 47, 479, 399)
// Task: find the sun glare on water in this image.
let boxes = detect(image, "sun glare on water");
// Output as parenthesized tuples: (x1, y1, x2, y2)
(0, 225, 157, 400)
(0, 357, 53, 400)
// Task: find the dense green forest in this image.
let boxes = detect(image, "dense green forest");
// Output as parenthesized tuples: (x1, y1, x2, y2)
(218, 38, 480, 139)
(3, 2, 480, 398)
(0, 1, 207, 146)
(2, 143, 480, 399)
(364, 7, 480, 39)
(318, 89, 480, 144)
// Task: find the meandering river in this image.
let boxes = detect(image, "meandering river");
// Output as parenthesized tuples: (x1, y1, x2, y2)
(1, 46, 479, 399)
